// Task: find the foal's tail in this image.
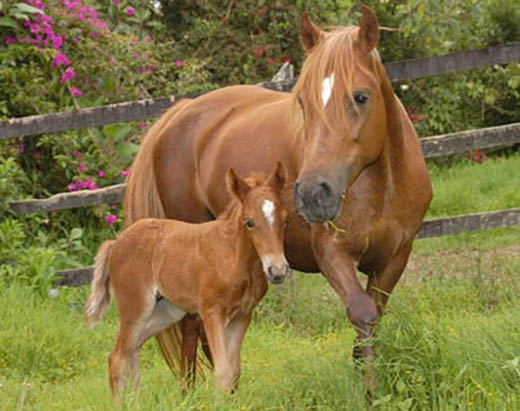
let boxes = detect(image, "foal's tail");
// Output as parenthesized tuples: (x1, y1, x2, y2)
(123, 99, 192, 227)
(84, 240, 115, 327)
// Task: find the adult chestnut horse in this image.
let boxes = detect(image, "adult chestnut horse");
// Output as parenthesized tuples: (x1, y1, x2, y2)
(123, 6, 432, 383)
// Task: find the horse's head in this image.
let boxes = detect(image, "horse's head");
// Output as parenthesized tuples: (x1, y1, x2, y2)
(292, 6, 387, 222)
(226, 162, 291, 284)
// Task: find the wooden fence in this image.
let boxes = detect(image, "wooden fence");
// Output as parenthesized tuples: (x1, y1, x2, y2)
(2, 42, 520, 287)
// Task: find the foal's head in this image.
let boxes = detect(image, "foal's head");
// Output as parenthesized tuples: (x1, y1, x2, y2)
(292, 6, 388, 222)
(226, 162, 291, 284)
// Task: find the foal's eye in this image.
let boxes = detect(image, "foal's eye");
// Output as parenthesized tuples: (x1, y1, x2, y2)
(353, 91, 369, 106)
(245, 219, 255, 228)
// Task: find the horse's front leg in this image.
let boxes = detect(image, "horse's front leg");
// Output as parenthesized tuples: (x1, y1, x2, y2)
(225, 313, 252, 392)
(200, 308, 233, 391)
(311, 231, 378, 392)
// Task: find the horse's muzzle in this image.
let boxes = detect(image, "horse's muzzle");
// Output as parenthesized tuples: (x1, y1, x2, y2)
(294, 176, 343, 222)
(267, 263, 291, 284)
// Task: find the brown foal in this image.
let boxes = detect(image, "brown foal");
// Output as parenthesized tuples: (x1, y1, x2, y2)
(85, 163, 290, 395)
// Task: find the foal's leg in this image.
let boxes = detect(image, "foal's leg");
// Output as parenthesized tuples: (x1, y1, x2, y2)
(226, 313, 252, 391)
(200, 308, 233, 391)
(109, 290, 157, 395)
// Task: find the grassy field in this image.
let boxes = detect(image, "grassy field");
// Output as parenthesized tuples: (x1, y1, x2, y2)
(1, 154, 519, 410)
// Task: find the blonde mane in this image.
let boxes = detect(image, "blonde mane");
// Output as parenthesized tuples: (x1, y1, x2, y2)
(290, 26, 381, 137)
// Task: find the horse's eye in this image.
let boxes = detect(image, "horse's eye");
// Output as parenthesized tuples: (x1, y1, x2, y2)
(245, 219, 255, 228)
(353, 92, 369, 105)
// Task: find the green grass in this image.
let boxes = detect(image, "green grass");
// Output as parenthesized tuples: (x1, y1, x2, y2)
(1, 249, 519, 410)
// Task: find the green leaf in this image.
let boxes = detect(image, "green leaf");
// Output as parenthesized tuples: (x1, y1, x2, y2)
(115, 142, 139, 164)
(0, 17, 18, 29)
(70, 228, 83, 241)
(13, 2, 45, 15)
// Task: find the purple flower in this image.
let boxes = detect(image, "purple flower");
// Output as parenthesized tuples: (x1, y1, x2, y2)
(64, 0, 80, 8)
(105, 214, 118, 226)
(78, 163, 86, 171)
(52, 53, 70, 67)
(70, 87, 82, 97)
(138, 122, 147, 129)
(175, 60, 183, 68)
(60, 67, 76, 83)
(67, 183, 78, 192)
(97, 170, 106, 178)
(4, 37, 17, 45)
(72, 151, 81, 158)
(126, 7, 135, 16)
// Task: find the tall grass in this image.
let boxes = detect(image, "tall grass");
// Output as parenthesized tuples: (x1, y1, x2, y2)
(1, 250, 519, 409)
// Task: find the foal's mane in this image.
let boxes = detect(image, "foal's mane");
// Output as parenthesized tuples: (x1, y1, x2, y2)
(217, 173, 271, 223)
(290, 25, 382, 136)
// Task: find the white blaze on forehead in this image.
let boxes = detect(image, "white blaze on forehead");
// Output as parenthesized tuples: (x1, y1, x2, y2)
(262, 199, 275, 227)
(321, 72, 335, 106)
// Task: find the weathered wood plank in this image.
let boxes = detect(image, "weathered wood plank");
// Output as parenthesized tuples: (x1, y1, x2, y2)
(385, 42, 520, 81)
(53, 266, 93, 287)
(416, 208, 520, 238)
(9, 183, 125, 215)
(2, 43, 519, 140)
(56, 208, 520, 287)
(421, 122, 520, 158)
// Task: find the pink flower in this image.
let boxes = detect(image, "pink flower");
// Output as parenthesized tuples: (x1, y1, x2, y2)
(110, 204, 118, 210)
(67, 183, 78, 192)
(70, 87, 82, 97)
(119, 169, 129, 177)
(60, 67, 76, 83)
(175, 60, 182, 68)
(78, 163, 86, 171)
(4, 37, 17, 45)
(113, 0, 120, 4)
(52, 53, 69, 67)
(126, 7, 135, 16)
(105, 214, 118, 226)
(97, 170, 106, 178)
(72, 151, 81, 158)
(129, 37, 137, 44)
(144, 35, 151, 41)
(135, 52, 140, 59)
(138, 122, 147, 129)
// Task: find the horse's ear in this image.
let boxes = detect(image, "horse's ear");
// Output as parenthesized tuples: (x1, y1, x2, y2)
(267, 161, 287, 191)
(357, 5, 380, 53)
(226, 168, 250, 201)
(300, 12, 322, 52)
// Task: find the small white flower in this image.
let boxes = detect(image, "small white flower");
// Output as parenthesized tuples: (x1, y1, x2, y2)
(400, 84, 409, 91)
(48, 288, 59, 298)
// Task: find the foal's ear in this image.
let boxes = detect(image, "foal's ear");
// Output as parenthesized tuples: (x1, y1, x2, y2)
(226, 168, 250, 201)
(357, 5, 380, 53)
(300, 12, 322, 52)
(267, 161, 287, 191)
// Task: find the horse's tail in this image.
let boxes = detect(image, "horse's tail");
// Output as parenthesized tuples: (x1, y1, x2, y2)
(123, 99, 192, 227)
(84, 240, 115, 327)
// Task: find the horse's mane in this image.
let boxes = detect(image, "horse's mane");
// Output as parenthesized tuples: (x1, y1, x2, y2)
(290, 25, 381, 137)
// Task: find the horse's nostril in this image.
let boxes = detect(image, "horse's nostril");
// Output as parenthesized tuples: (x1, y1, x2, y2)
(268, 266, 273, 276)
(319, 181, 331, 195)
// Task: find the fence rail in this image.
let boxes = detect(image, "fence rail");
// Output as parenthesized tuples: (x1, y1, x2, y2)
(1, 42, 519, 140)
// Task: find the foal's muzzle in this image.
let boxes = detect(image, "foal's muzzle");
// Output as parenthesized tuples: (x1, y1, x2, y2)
(267, 263, 291, 284)
(294, 175, 343, 222)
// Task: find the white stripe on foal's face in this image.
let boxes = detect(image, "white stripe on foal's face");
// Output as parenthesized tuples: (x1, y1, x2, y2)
(262, 199, 275, 227)
(321, 73, 335, 106)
